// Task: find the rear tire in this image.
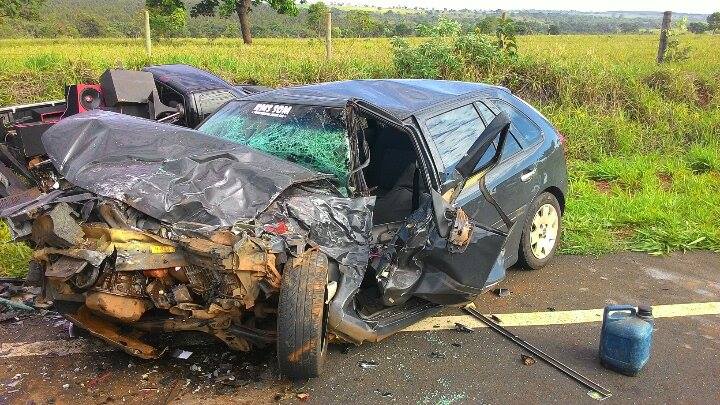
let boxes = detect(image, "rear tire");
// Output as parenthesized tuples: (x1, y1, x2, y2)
(277, 249, 329, 380)
(517, 192, 562, 270)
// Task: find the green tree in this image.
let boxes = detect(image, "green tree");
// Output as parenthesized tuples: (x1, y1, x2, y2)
(75, 13, 106, 37)
(191, 0, 299, 44)
(0, 0, 46, 20)
(146, 0, 188, 37)
(392, 22, 413, 36)
(346, 10, 376, 37)
(306, 1, 328, 37)
(417, 16, 460, 37)
(475, 16, 499, 34)
(548, 24, 560, 35)
(687, 21, 708, 34)
(619, 21, 640, 33)
(707, 12, 720, 32)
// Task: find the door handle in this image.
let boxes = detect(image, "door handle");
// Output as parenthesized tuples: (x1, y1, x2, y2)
(520, 168, 536, 182)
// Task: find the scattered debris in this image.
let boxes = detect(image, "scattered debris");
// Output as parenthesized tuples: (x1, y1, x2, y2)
(296, 392, 310, 401)
(0, 296, 34, 311)
(374, 389, 393, 398)
(454, 322, 473, 333)
(428, 351, 446, 359)
(68, 323, 77, 338)
(490, 314, 502, 323)
(587, 390, 609, 401)
(547, 307, 557, 312)
(451, 342, 461, 348)
(464, 304, 612, 400)
(273, 387, 296, 401)
(358, 360, 379, 370)
(521, 354, 536, 366)
(172, 349, 193, 360)
(493, 288, 510, 297)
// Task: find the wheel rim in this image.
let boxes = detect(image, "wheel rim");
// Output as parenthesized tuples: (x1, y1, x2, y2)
(530, 203, 559, 260)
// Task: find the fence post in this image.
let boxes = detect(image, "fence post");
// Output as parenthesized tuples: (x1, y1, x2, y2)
(144, 9, 152, 58)
(325, 11, 332, 61)
(657, 11, 672, 63)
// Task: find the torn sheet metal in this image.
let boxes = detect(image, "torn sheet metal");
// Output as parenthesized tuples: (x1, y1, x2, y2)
(259, 190, 375, 277)
(41, 110, 333, 232)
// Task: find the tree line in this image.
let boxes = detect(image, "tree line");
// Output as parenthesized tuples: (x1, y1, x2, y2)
(1, 0, 718, 41)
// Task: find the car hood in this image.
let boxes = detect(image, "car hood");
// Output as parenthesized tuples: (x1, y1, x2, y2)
(42, 110, 332, 232)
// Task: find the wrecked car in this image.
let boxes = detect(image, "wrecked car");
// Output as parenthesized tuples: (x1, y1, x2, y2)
(0, 64, 268, 198)
(0, 79, 567, 379)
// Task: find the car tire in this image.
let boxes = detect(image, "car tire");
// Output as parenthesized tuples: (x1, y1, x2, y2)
(277, 249, 329, 380)
(517, 191, 562, 270)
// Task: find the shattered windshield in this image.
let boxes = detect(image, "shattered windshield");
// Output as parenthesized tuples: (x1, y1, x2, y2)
(198, 101, 350, 189)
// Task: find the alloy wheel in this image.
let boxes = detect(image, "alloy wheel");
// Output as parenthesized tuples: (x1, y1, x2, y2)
(529, 203, 559, 259)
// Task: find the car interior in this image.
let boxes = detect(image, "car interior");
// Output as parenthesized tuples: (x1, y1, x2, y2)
(360, 116, 430, 227)
(353, 114, 434, 313)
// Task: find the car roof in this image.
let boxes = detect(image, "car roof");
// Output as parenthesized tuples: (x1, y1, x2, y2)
(143, 64, 244, 95)
(242, 79, 510, 120)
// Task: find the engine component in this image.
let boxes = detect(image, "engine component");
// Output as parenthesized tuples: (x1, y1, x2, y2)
(95, 270, 147, 298)
(85, 291, 151, 323)
(146, 279, 173, 309)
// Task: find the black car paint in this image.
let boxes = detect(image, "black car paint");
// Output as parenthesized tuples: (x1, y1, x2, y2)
(204, 79, 568, 341)
(392, 87, 566, 297)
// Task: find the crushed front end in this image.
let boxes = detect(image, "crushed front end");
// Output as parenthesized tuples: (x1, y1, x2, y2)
(1, 110, 373, 358)
(8, 188, 334, 357)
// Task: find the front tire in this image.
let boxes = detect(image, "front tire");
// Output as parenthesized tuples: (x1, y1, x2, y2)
(518, 192, 562, 270)
(277, 249, 329, 379)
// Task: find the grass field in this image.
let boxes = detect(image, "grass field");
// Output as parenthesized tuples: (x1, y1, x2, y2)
(1, 35, 719, 277)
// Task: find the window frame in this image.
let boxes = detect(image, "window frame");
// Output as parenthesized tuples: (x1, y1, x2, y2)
(474, 100, 524, 162)
(421, 101, 489, 177)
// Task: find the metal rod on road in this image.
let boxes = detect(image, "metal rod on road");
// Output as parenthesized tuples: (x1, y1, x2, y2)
(464, 304, 612, 400)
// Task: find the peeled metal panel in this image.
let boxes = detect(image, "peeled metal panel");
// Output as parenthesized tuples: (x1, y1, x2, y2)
(41, 110, 330, 233)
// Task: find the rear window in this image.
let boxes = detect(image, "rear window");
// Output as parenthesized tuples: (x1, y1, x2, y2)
(493, 99, 543, 145)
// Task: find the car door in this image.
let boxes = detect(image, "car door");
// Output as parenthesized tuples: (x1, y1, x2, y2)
(408, 100, 514, 302)
(455, 100, 542, 267)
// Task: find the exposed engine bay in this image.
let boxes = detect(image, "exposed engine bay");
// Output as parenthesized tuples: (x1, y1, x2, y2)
(1, 109, 379, 358)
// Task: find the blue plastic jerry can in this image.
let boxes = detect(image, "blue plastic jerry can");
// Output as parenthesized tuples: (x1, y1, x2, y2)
(599, 304, 654, 376)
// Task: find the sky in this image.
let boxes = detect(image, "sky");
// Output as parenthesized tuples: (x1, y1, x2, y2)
(324, 1, 715, 14)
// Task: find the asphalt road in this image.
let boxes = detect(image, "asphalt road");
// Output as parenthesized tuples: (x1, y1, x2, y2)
(1, 252, 719, 404)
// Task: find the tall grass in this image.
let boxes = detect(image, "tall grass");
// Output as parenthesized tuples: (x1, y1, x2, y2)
(0, 34, 719, 276)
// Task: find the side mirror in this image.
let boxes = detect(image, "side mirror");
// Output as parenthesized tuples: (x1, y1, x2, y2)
(442, 112, 511, 204)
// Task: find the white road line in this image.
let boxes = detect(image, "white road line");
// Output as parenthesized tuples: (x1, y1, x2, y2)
(1, 302, 718, 358)
(402, 301, 720, 332)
